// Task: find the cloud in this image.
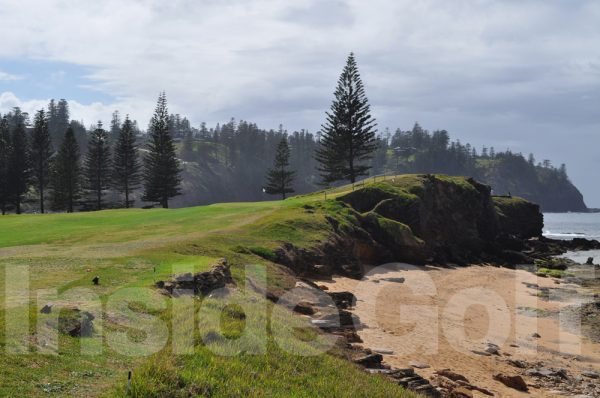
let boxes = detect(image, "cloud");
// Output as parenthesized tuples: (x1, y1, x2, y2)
(0, 91, 152, 128)
(0, 71, 22, 81)
(0, 0, 599, 204)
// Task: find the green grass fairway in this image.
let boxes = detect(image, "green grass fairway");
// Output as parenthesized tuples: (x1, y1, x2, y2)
(0, 178, 416, 397)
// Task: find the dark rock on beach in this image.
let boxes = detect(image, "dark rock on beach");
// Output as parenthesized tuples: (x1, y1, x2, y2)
(492, 373, 528, 392)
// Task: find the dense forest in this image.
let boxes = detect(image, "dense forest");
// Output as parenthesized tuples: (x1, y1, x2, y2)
(0, 100, 586, 213)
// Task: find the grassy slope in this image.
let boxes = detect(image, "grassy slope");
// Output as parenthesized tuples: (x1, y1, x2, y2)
(0, 176, 418, 397)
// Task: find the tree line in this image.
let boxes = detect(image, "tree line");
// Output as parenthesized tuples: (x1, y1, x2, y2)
(0, 92, 181, 214)
(0, 53, 576, 213)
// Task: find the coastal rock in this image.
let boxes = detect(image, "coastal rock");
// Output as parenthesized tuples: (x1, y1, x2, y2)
(353, 353, 383, 368)
(436, 369, 470, 383)
(581, 370, 599, 379)
(484, 342, 500, 355)
(501, 249, 533, 265)
(506, 359, 528, 369)
(309, 264, 332, 276)
(276, 175, 556, 277)
(493, 373, 528, 392)
(293, 301, 315, 315)
(450, 387, 473, 398)
(373, 348, 394, 355)
(526, 368, 567, 378)
(381, 277, 405, 283)
(274, 238, 365, 279)
(585, 257, 594, 265)
(312, 310, 358, 330)
(331, 330, 362, 343)
(397, 373, 440, 397)
(409, 361, 430, 369)
(494, 196, 543, 239)
(327, 291, 355, 309)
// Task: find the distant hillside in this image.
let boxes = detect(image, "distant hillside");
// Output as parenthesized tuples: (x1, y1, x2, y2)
(477, 155, 587, 212)
(164, 121, 586, 212)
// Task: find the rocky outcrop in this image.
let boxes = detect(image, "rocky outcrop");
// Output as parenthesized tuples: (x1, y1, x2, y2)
(155, 258, 235, 296)
(275, 237, 365, 279)
(44, 307, 95, 337)
(493, 196, 543, 239)
(492, 373, 528, 392)
(340, 175, 546, 265)
(276, 174, 550, 278)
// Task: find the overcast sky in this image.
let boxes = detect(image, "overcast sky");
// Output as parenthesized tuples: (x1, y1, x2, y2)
(0, 0, 599, 206)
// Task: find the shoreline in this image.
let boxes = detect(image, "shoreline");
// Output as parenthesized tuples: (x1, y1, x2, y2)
(318, 263, 600, 397)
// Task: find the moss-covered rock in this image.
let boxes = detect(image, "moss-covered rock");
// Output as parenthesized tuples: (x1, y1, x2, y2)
(277, 174, 545, 278)
(335, 185, 400, 213)
(338, 175, 504, 263)
(361, 212, 426, 263)
(494, 196, 543, 239)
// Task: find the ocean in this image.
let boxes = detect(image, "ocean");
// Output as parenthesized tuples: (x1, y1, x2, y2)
(543, 212, 600, 241)
(543, 212, 600, 263)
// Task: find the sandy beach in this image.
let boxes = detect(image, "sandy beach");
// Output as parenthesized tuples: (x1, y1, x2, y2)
(320, 264, 600, 397)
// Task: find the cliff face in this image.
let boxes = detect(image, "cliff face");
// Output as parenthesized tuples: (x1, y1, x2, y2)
(493, 196, 543, 239)
(276, 174, 545, 276)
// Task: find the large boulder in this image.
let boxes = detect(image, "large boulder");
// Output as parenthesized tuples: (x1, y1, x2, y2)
(156, 258, 235, 296)
(45, 308, 95, 337)
(493, 373, 528, 392)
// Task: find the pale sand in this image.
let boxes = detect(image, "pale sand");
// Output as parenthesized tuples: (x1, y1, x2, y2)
(320, 264, 600, 397)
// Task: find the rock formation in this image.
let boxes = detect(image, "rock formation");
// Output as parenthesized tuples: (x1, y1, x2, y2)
(276, 174, 549, 278)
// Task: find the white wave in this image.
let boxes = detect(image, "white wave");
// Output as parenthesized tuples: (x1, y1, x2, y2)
(543, 231, 586, 238)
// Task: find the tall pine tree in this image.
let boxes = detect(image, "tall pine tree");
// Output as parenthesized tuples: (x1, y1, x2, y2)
(0, 116, 10, 214)
(8, 118, 30, 214)
(50, 127, 81, 212)
(109, 110, 121, 144)
(316, 53, 377, 184)
(30, 109, 52, 213)
(142, 93, 181, 208)
(112, 116, 141, 208)
(84, 122, 111, 210)
(264, 138, 295, 200)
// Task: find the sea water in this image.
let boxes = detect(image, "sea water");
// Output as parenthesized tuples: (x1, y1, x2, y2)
(544, 212, 600, 263)
(543, 212, 600, 240)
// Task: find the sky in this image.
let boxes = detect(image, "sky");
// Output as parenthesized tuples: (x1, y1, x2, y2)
(0, 0, 599, 206)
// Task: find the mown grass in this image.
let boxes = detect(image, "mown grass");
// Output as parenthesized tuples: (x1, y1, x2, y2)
(0, 177, 419, 397)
